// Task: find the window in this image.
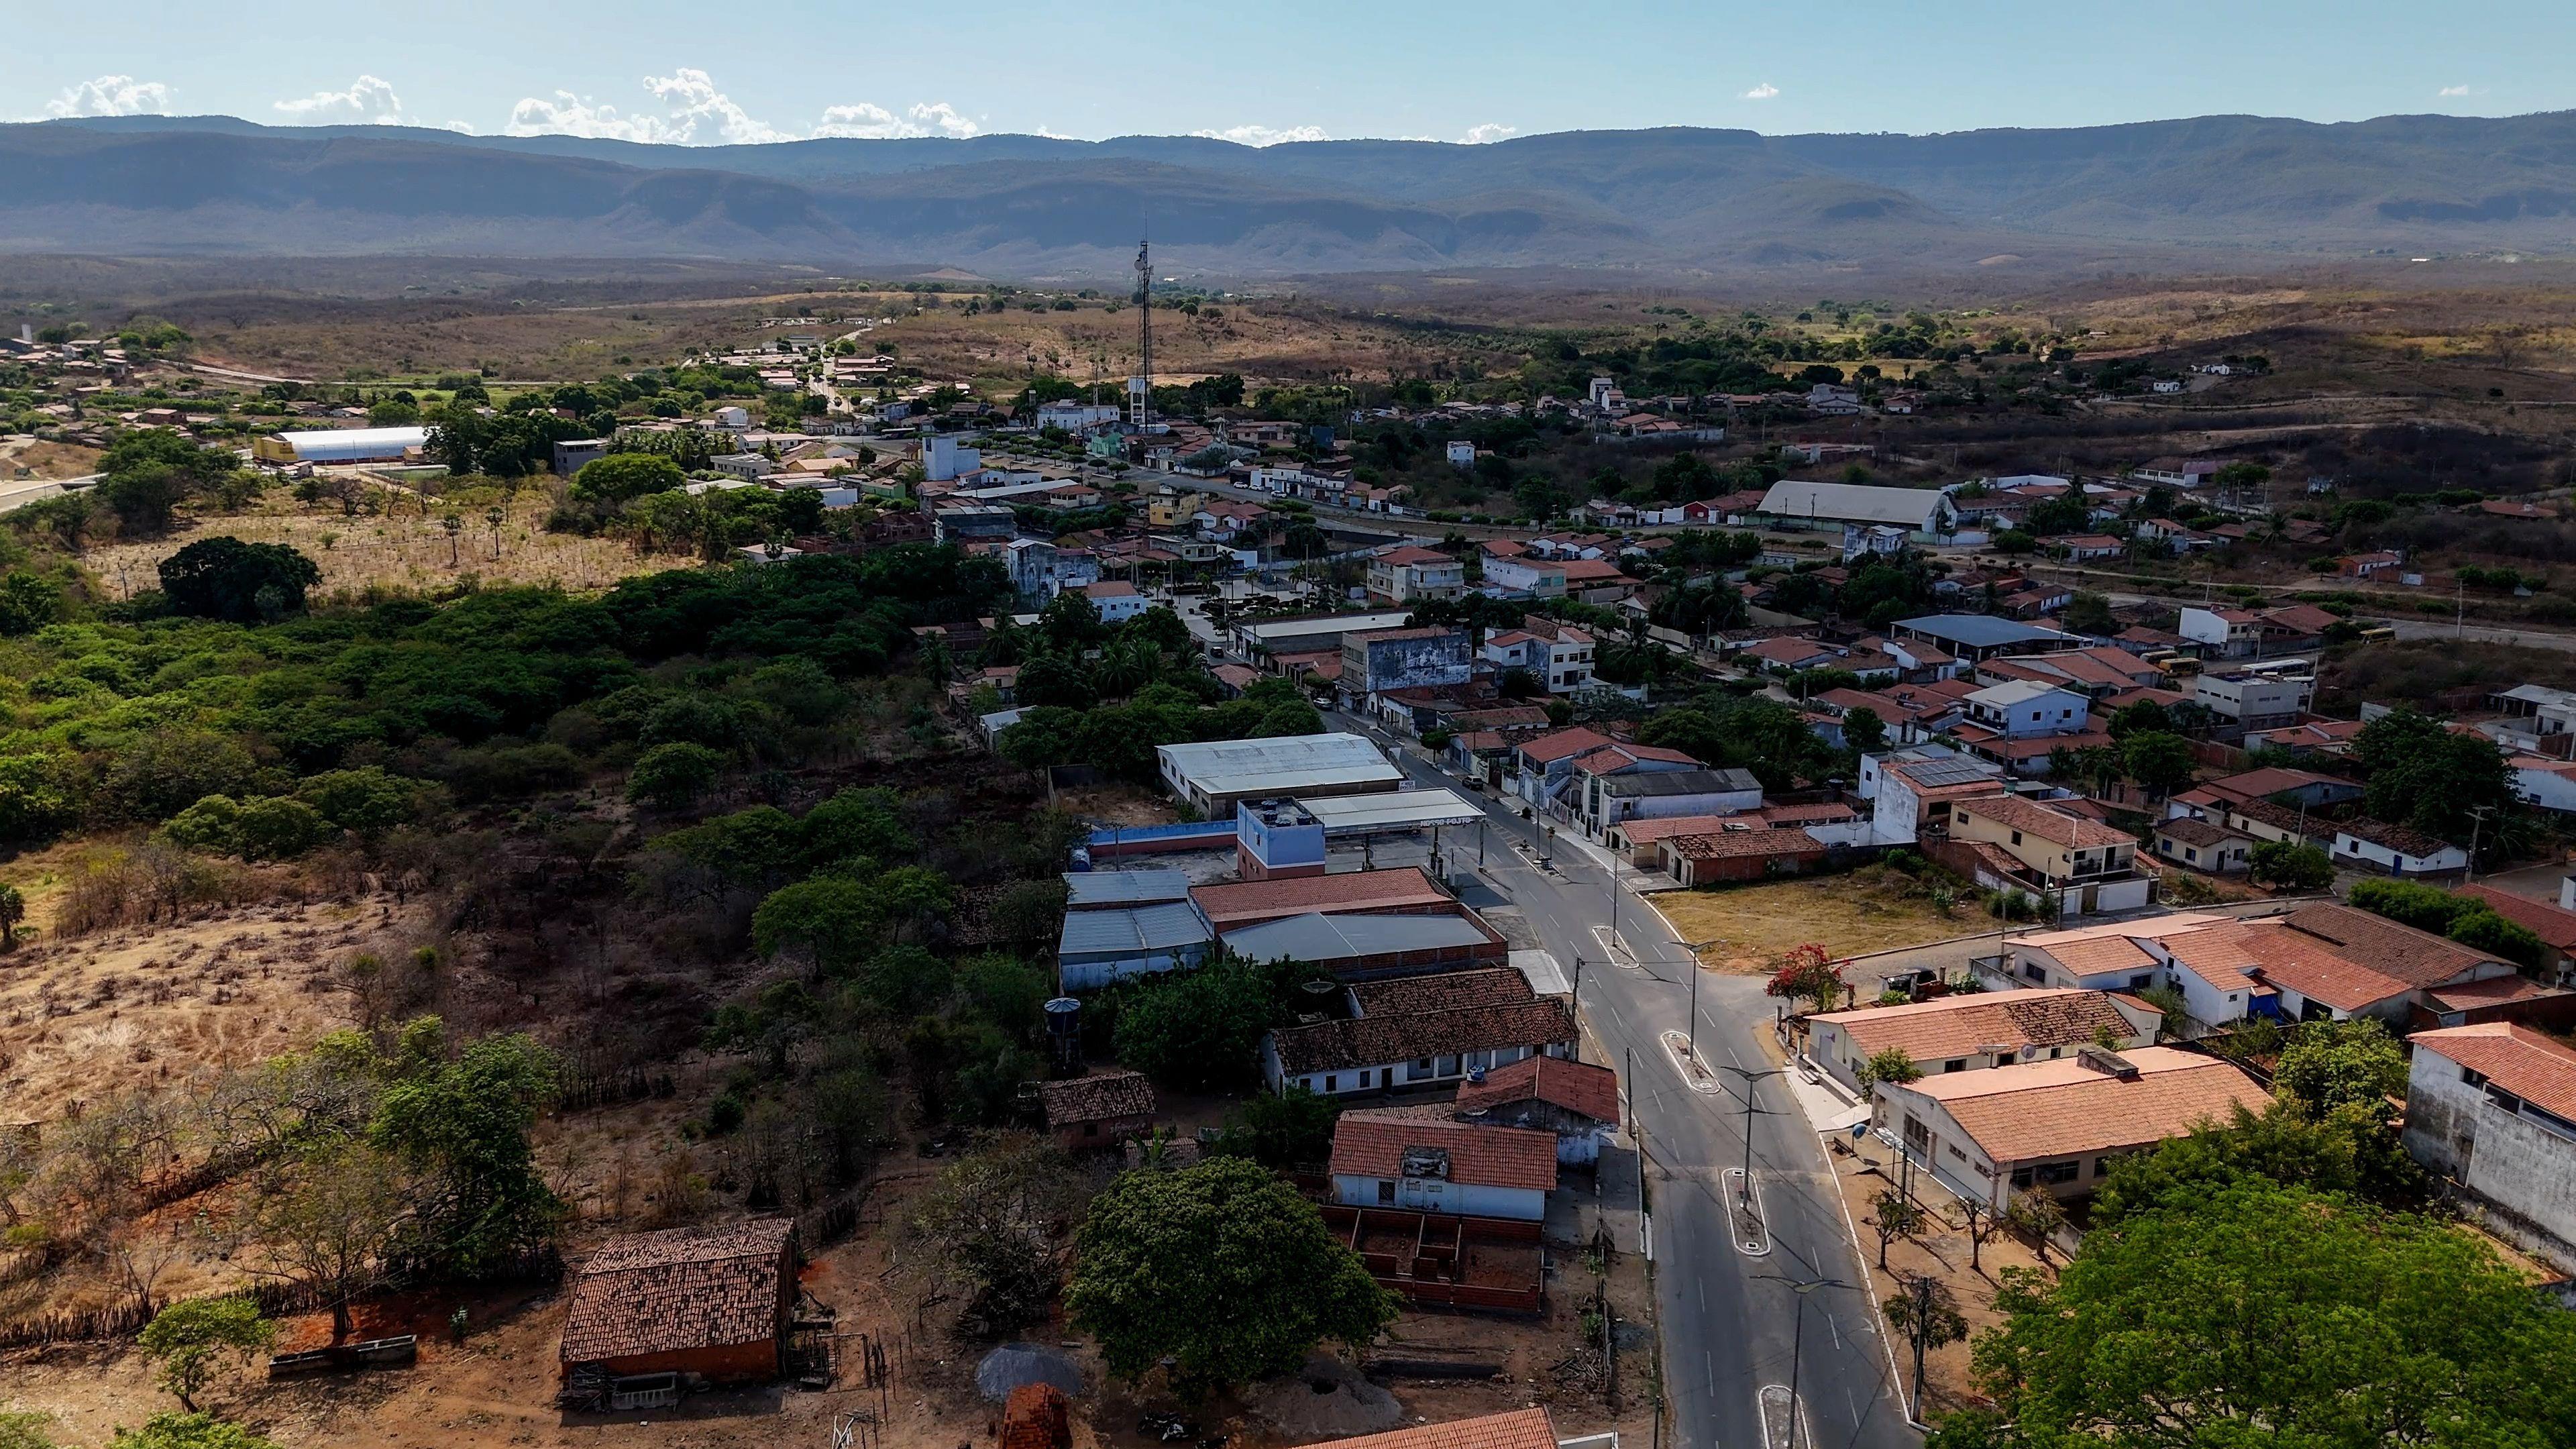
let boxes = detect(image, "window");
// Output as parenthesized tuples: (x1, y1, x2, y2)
(1358, 1069, 1373, 1089)
(1377, 1179, 1395, 1204)
(2094, 1157, 2114, 1177)
(2035, 1161, 2080, 1185)
(2461, 1067, 2489, 1088)
(1947, 1144, 1967, 1162)
(2010, 830, 2024, 846)
(1941, 1058, 1966, 1073)
(2129, 973, 2153, 990)
(2008, 1165, 2035, 1189)
(1324, 1075, 1338, 1093)
(1085, 1122, 1099, 1138)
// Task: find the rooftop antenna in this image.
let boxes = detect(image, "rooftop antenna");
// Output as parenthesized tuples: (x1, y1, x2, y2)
(1130, 225, 1153, 432)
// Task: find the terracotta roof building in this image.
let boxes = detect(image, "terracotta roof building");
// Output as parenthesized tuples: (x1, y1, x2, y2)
(1807, 988, 2159, 1095)
(1191, 866, 1454, 932)
(2404, 1023, 2576, 1270)
(1264, 998, 1577, 1097)
(1878, 1046, 2269, 1209)
(559, 1219, 800, 1383)
(1303, 1409, 1563, 1449)
(1348, 967, 1534, 1018)
(1328, 1110, 1559, 1220)
(1452, 1056, 1622, 1163)
(1037, 1071, 1157, 1150)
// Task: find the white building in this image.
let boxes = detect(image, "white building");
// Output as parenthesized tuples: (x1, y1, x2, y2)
(1328, 1111, 1557, 1222)
(1155, 732, 1402, 819)
(1481, 621, 1595, 694)
(1081, 580, 1150, 624)
(1806, 988, 2159, 1096)
(921, 433, 982, 482)
(2194, 667, 2316, 732)
(1446, 440, 1477, 469)
(2403, 1024, 2576, 1272)
(2332, 820, 2471, 877)
(1961, 679, 2092, 738)
(1756, 480, 1956, 539)
(1878, 1046, 2271, 1210)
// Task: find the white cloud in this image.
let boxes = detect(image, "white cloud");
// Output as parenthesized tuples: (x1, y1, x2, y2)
(273, 74, 403, 123)
(1461, 123, 1517, 144)
(439, 119, 477, 134)
(509, 70, 977, 144)
(2438, 84, 2478, 97)
(1743, 83, 1780, 101)
(1193, 123, 1329, 147)
(45, 74, 172, 117)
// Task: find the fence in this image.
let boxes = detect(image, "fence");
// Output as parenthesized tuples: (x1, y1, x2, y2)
(0, 1299, 153, 1352)
(1083, 820, 1237, 858)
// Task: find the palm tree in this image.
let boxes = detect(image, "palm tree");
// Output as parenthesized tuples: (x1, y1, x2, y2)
(440, 512, 463, 566)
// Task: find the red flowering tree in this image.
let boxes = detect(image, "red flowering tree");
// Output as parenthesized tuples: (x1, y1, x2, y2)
(1764, 943, 1844, 1014)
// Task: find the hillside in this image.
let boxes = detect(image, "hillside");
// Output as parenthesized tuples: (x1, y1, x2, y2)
(9, 111, 2576, 276)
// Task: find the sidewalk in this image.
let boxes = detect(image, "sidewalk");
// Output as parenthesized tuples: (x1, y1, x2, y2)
(1754, 1018, 1874, 1134)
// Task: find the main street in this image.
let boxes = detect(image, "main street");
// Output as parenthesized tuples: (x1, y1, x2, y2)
(1327, 707, 1916, 1449)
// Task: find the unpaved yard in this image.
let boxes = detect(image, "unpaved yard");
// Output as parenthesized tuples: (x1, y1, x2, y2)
(82, 491, 689, 603)
(1651, 871, 1970, 972)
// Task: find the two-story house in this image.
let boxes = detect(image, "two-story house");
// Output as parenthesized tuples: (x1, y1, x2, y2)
(1366, 545, 1468, 604)
(1945, 794, 2153, 916)
(1481, 618, 1595, 694)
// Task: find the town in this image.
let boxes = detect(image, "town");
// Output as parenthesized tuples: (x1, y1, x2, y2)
(11, 39, 2576, 1449)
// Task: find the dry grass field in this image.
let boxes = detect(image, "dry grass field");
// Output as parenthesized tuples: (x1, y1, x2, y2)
(1652, 868, 1972, 971)
(80, 487, 694, 602)
(0, 437, 103, 481)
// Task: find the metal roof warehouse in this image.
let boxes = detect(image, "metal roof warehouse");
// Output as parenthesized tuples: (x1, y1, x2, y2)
(1156, 733, 1403, 818)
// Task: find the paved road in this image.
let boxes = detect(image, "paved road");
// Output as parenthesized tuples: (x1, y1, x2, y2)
(1329, 709, 1915, 1449)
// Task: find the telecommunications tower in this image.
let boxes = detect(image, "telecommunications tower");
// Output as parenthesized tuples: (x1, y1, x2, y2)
(1128, 233, 1153, 430)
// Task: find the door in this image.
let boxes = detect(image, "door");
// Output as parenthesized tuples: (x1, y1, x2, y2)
(1398, 1175, 1449, 1212)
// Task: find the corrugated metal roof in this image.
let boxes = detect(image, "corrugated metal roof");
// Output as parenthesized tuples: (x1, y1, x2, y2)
(1295, 788, 1485, 834)
(1757, 480, 1949, 528)
(1155, 732, 1401, 798)
(274, 425, 429, 459)
(1896, 615, 2072, 649)
(1064, 869, 1194, 907)
(1058, 901, 1212, 958)
(1597, 767, 1762, 798)
(1222, 910, 1490, 963)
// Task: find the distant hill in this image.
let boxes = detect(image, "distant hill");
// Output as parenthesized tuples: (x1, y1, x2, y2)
(9, 111, 2576, 277)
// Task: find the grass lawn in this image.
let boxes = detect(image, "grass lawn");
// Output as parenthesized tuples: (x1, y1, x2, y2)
(1650, 867, 1972, 972)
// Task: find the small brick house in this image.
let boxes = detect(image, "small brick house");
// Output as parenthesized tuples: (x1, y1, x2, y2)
(1036, 1071, 1158, 1150)
(558, 1219, 798, 1385)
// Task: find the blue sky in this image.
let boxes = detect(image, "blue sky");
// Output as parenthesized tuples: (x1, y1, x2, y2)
(18, 0, 2575, 145)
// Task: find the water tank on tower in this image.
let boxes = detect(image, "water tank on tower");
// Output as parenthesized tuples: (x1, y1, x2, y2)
(1043, 996, 1083, 1077)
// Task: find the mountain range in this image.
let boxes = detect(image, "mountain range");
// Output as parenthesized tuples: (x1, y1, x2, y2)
(6, 111, 2576, 279)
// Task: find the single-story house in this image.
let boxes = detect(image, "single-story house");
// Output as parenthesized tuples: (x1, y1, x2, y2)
(1453, 1055, 1621, 1165)
(1328, 1109, 1558, 1221)
(2153, 816, 2255, 875)
(1876, 1046, 2270, 1210)
(1263, 998, 1577, 1097)
(2332, 819, 2471, 878)
(1658, 825, 1829, 886)
(1036, 1071, 1157, 1151)
(1806, 988, 2159, 1097)
(559, 1219, 800, 1385)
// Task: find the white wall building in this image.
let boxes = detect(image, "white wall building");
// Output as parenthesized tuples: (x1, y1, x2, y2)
(2404, 1024, 2576, 1272)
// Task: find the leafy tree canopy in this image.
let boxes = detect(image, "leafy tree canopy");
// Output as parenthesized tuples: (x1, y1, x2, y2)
(158, 537, 322, 623)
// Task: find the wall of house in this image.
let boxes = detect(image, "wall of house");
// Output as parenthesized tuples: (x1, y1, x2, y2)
(2404, 1051, 2576, 1272)
(1268, 1042, 1562, 1095)
(1059, 944, 1208, 991)
(1330, 1173, 1546, 1221)
(594, 1338, 782, 1385)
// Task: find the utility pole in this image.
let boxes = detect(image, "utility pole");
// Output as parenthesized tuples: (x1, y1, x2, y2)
(1570, 957, 1585, 1062)
(2467, 804, 2496, 881)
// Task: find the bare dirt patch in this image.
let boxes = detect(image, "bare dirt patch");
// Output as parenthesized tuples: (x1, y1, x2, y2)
(0, 437, 103, 482)
(1651, 871, 1971, 972)
(80, 490, 688, 602)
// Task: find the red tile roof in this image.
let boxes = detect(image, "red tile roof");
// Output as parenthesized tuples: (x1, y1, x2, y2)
(2162, 919, 2415, 1013)
(1191, 867, 1450, 932)
(1329, 1110, 1560, 1192)
(1376, 545, 1456, 566)
(1515, 727, 1617, 766)
(1666, 826, 1825, 860)
(559, 1219, 794, 1366)
(2461, 884, 2576, 952)
(1456, 1054, 1621, 1126)
(1304, 1409, 1562, 1449)
(1036, 1070, 1157, 1130)
(1348, 967, 1534, 1018)
(2410, 1023, 2576, 1121)
(1903, 1047, 2269, 1164)
(1271, 1000, 1577, 1076)
(1952, 794, 2134, 850)
(1813, 989, 2142, 1063)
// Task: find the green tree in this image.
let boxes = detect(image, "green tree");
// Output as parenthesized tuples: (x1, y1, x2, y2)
(2059, 590, 2117, 637)
(0, 882, 22, 950)
(1067, 1157, 1397, 1397)
(138, 1297, 275, 1410)
(158, 538, 322, 622)
(109, 1417, 280, 1449)
(1841, 705, 1888, 754)
(292, 767, 427, 837)
(367, 1023, 561, 1278)
(2272, 1018, 2408, 1118)
(1208, 1086, 1340, 1169)
(1856, 1046, 1923, 1087)
(627, 741, 724, 808)
(1971, 1182, 2576, 1447)
(2118, 731, 2197, 798)
(2246, 840, 2332, 892)
(1113, 957, 1280, 1093)
(242, 1143, 411, 1342)
(2352, 707, 2516, 843)
(229, 797, 337, 860)
(568, 453, 686, 504)
(0, 571, 64, 635)
(902, 1132, 1086, 1336)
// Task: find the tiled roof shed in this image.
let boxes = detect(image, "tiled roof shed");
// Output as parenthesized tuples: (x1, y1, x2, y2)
(1305, 1409, 1563, 1449)
(1038, 1071, 1157, 1130)
(559, 1218, 797, 1381)
(1271, 999, 1576, 1076)
(1455, 1055, 1621, 1126)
